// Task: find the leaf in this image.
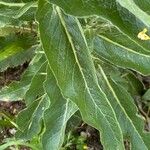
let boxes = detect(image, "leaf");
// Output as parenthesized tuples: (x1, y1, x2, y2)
(132, 0, 150, 15)
(97, 64, 150, 150)
(24, 61, 47, 105)
(0, 139, 38, 150)
(0, 46, 35, 72)
(0, 1, 37, 27)
(14, 1, 37, 19)
(16, 94, 49, 140)
(123, 72, 144, 96)
(93, 57, 143, 96)
(42, 67, 78, 150)
(142, 89, 150, 101)
(0, 49, 46, 101)
(0, 32, 37, 72)
(37, 1, 124, 149)
(93, 33, 150, 75)
(15, 62, 49, 140)
(85, 17, 150, 75)
(66, 111, 82, 133)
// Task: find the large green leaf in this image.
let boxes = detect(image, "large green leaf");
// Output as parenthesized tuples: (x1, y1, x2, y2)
(96, 63, 150, 150)
(37, 1, 124, 149)
(93, 34, 150, 75)
(42, 67, 78, 150)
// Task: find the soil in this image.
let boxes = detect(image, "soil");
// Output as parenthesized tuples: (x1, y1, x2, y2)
(0, 63, 28, 88)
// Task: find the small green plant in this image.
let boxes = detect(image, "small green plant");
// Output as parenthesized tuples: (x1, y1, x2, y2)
(61, 131, 87, 150)
(0, 0, 150, 150)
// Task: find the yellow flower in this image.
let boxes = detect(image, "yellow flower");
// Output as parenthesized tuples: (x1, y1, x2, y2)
(83, 145, 88, 150)
(137, 28, 150, 40)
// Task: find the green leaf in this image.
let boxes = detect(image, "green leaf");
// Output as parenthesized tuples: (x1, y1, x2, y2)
(0, 139, 39, 150)
(25, 61, 47, 105)
(37, 1, 124, 149)
(66, 111, 82, 133)
(15, 62, 49, 140)
(16, 94, 49, 140)
(0, 32, 37, 72)
(142, 89, 150, 101)
(97, 64, 150, 150)
(42, 67, 78, 150)
(123, 72, 144, 96)
(13, 1, 37, 19)
(0, 46, 35, 72)
(0, 49, 46, 101)
(133, 0, 150, 15)
(93, 33, 150, 75)
(84, 17, 150, 75)
(0, 1, 37, 27)
(93, 58, 140, 96)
